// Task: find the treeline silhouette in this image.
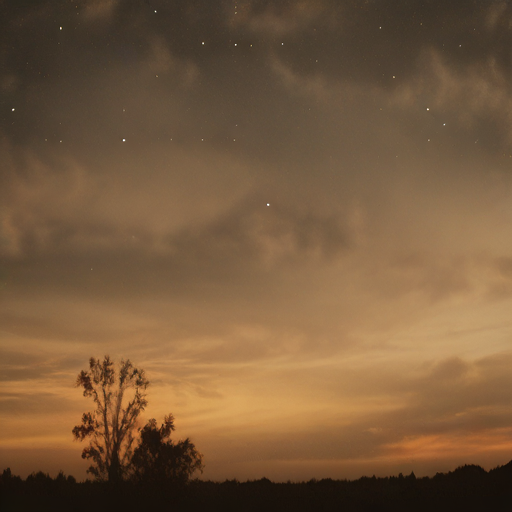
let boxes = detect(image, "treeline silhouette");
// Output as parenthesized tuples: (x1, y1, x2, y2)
(1, 461, 511, 512)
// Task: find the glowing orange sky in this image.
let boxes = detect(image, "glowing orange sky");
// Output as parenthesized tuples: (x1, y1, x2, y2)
(1, 0, 511, 481)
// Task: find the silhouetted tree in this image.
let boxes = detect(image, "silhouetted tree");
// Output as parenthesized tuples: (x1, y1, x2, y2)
(72, 356, 149, 482)
(130, 414, 204, 485)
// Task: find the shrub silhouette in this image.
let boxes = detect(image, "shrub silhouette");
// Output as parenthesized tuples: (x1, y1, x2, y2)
(130, 414, 204, 485)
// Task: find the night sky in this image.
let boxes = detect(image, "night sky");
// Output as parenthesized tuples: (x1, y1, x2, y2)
(1, 0, 512, 482)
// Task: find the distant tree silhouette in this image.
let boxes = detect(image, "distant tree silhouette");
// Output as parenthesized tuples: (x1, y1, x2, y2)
(72, 356, 149, 482)
(130, 414, 204, 485)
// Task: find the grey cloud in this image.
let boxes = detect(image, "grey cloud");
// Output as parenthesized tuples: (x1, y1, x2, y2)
(146, 36, 199, 83)
(170, 197, 351, 268)
(231, 0, 335, 37)
(0, 348, 46, 382)
(381, 353, 512, 438)
(488, 256, 512, 297)
(242, 1, 510, 87)
(2, 184, 351, 282)
(485, 1, 512, 31)
(209, 352, 512, 464)
(391, 48, 512, 148)
(496, 257, 512, 275)
(0, 391, 74, 415)
(82, 0, 120, 21)
(382, 253, 472, 303)
(0, 348, 86, 383)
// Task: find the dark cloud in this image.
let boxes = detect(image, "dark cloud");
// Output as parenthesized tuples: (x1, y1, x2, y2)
(0, 391, 74, 415)
(170, 196, 351, 268)
(0, 348, 85, 383)
(2, 191, 350, 265)
(3, 0, 510, 157)
(199, 352, 512, 466)
(488, 256, 512, 297)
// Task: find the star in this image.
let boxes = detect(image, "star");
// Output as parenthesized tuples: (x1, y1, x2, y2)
(122, 138, 126, 142)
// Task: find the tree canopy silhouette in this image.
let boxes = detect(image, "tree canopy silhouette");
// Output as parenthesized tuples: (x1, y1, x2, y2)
(131, 414, 204, 485)
(72, 356, 149, 482)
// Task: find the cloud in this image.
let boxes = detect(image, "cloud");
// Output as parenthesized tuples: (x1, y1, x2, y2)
(170, 197, 351, 269)
(0, 392, 73, 415)
(0, 139, 252, 259)
(0, 140, 351, 271)
(377, 353, 512, 440)
(82, 0, 119, 21)
(0, 73, 19, 93)
(391, 48, 512, 147)
(230, 0, 334, 37)
(199, 351, 512, 467)
(145, 36, 199, 84)
(0, 347, 84, 385)
(487, 256, 512, 297)
(485, 2, 511, 31)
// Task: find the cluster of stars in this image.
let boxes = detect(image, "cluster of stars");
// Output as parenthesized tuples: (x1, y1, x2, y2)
(11, 6, 486, 157)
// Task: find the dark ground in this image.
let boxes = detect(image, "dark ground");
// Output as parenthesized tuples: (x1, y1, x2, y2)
(1, 461, 511, 512)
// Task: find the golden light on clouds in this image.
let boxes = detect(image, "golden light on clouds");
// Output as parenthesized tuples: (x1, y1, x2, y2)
(382, 429, 512, 462)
